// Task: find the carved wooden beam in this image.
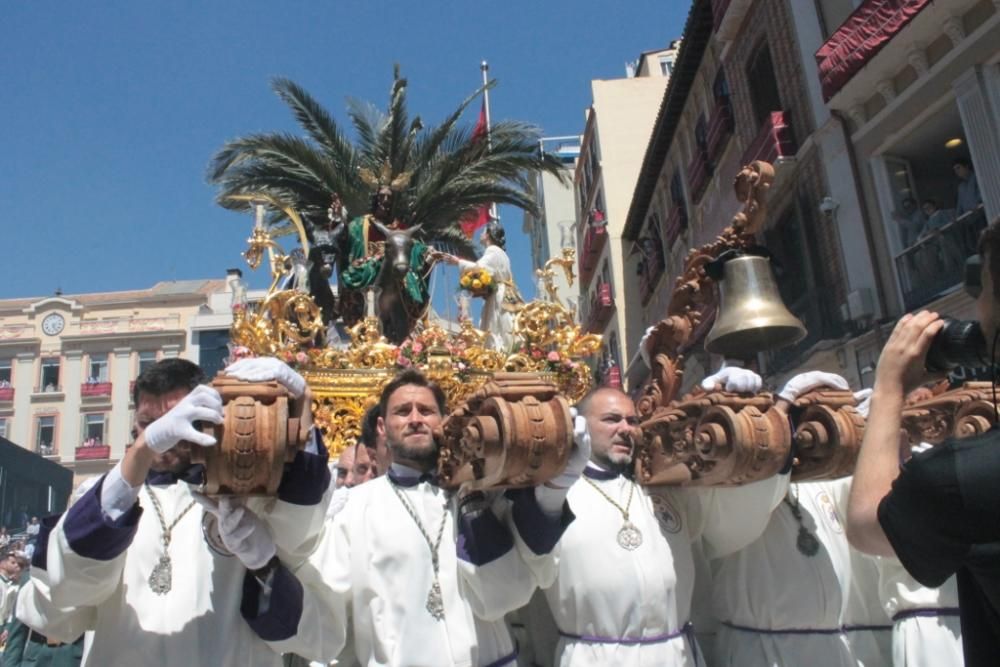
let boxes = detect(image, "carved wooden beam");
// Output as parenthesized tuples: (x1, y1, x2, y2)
(900, 381, 997, 444)
(437, 372, 573, 491)
(194, 377, 307, 495)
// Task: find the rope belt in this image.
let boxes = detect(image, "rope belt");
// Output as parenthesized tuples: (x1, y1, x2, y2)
(892, 606, 961, 622)
(722, 620, 892, 636)
(558, 622, 698, 661)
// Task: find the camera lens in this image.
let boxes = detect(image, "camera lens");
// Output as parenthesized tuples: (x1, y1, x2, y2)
(924, 318, 987, 372)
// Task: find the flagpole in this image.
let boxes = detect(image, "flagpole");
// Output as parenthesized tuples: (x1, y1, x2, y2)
(481, 60, 499, 224)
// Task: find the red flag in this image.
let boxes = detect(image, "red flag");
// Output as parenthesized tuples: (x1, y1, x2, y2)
(461, 100, 491, 238)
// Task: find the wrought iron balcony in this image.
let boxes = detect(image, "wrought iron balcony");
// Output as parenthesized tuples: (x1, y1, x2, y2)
(741, 112, 796, 168)
(664, 204, 688, 249)
(76, 443, 111, 460)
(687, 149, 711, 204)
(586, 283, 616, 333)
(578, 224, 608, 288)
(816, 0, 932, 102)
(602, 364, 623, 389)
(0, 387, 13, 402)
(640, 248, 666, 307)
(706, 102, 734, 165)
(894, 207, 987, 311)
(81, 382, 113, 398)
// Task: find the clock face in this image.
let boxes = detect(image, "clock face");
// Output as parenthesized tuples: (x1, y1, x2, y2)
(41, 313, 65, 336)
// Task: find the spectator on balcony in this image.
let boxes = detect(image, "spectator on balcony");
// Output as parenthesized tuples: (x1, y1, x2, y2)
(893, 197, 927, 248)
(24, 518, 39, 542)
(0, 527, 9, 549)
(954, 158, 982, 218)
(0, 379, 10, 389)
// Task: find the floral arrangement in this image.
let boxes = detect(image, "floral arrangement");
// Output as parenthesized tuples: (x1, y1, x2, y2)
(459, 266, 496, 298)
(395, 334, 472, 381)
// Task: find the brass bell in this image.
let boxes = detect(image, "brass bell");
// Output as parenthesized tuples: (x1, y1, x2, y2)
(705, 254, 807, 357)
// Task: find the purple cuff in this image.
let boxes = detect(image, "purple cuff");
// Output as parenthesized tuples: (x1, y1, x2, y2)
(277, 430, 331, 506)
(30, 514, 63, 570)
(456, 508, 514, 565)
(241, 563, 303, 642)
(506, 488, 575, 555)
(63, 476, 142, 561)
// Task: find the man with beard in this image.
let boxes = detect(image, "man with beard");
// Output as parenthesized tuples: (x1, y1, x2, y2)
(15, 358, 331, 666)
(301, 369, 583, 666)
(527, 373, 789, 667)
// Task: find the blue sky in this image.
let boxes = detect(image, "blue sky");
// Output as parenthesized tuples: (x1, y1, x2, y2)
(1, 1, 690, 306)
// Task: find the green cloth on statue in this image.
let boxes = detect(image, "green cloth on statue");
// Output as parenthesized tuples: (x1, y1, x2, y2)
(339, 215, 428, 302)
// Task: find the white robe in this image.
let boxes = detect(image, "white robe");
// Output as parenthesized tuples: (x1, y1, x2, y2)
(300, 473, 565, 666)
(533, 469, 788, 667)
(458, 245, 516, 350)
(17, 475, 330, 667)
(877, 558, 964, 666)
(712, 478, 881, 667)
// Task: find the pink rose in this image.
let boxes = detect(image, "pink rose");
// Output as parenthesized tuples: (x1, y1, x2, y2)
(547, 351, 560, 362)
(531, 349, 543, 360)
(397, 355, 411, 367)
(295, 351, 308, 365)
(412, 342, 424, 354)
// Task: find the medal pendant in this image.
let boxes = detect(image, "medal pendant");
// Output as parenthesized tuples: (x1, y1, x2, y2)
(796, 527, 820, 557)
(149, 554, 173, 594)
(617, 521, 643, 551)
(426, 580, 445, 620)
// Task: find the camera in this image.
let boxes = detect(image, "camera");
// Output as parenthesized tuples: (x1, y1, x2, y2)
(925, 318, 987, 372)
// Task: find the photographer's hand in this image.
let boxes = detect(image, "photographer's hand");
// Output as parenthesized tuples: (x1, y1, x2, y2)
(873, 311, 944, 396)
(847, 310, 943, 558)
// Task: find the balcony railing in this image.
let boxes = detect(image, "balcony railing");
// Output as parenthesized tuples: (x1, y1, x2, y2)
(687, 149, 711, 204)
(579, 224, 608, 287)
(81, 382, 112, 398)
(640, 250, 666, 306)
(602, 365, 623, 389)
(33, 385, 63, 395)
(664, 204, 688, 249)
(76, 444, 111, 460)
(0, 387, 13, 402)
(706, 102, 734, 165)
(894, 208, 987, 311)
(741, 111, 797, 168)
(37, 444, 57, 458)
(816, 0, 932, 101)
(586, 283, 616, 333)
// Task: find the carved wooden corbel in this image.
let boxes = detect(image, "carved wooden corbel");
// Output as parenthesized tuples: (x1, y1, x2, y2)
(900, 382, 997, 444)
(193, 377, 307, 495)
(437, 373, 573, 490)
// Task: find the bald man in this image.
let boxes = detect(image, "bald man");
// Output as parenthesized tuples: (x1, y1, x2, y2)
(526, 378, 789, 666)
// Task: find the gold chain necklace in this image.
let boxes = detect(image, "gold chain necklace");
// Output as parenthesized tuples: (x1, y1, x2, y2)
(583, 476, 643, 550)
(144, 484, 198, 595)
(389, 481, 449, 620)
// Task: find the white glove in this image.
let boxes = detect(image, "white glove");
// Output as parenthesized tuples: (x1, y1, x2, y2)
(224, 358, 307, 399)
(143, 385, 223, 453)
(195, 495, 277, 570)
(536, 411, 591, 516)
(853, 388, 873, 418)
(639, 325, 657, 368)
(777, 371, 849, 403)
(701, 362, 762, 393)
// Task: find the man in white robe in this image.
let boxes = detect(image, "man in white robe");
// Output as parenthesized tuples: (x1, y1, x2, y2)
(16, 357, 331, 666)
(300, 368, 582, 666)
(712, 373, 893, 667)
(528, 369, 789, 667)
